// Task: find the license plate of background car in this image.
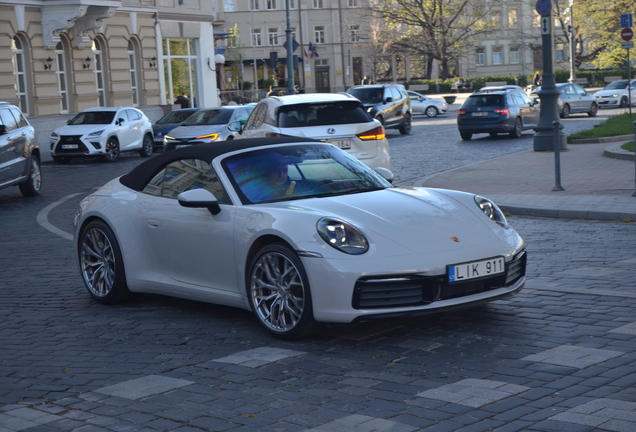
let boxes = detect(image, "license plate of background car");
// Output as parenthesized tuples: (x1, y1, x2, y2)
(448, 256, 505, 283)
(472, 112, 488, 117)
(328, 139, 351, 150)
(61, 145, 79, 149)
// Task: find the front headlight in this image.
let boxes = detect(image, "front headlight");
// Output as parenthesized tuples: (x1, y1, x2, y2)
(475, 196, 509, 229)
(317, 217, 369, 255)
(88, 129, 105, 137)
(50, 132, 59, 139)
(165, 135, 175, 141)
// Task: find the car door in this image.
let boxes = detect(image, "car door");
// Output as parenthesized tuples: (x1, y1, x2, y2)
(519, 93, 539, 127)
(140, 158, 238, 292)
(572, 84, 591, 112)
(0, 108, 25, 185)
(123, 109, 144, 149)
(559, 84, 577, 112)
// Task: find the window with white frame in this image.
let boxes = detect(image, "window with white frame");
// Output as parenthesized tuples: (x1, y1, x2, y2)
(508, 10, 517, 28)
(250, 0, 260, 10)
(555, 43, 565, 61)
(491, 10, 500, 27)
(350, 25, 360, 42)
(315, 59, 329, 66)
(510, 47, 519, 64)
(268, 28, 279, 46)
(492, 46, 502, 65)
(11, 36, 28, 115)
(314, 26, 325, 43)
(313, 0, 323, 8)
(267, 0, 276, 10)
(224, 0, 235, 12)
(252, 28, 263, 46)
(128, 39, 139, 106)
(348, 0, 358, 6)
(92, 38, 106, 107)
(55, 41, 70, 113)
(476, 47, 485, 65)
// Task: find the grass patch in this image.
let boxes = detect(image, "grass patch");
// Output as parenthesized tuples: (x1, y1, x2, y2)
(569, 113, 636, 139)
(622, 141, 635, 152)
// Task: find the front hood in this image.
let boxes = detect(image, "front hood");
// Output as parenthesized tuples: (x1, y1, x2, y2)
(268, 187, 513, 255)
(168, 124, 227, 138)
(594, 89, 626, 97)
(54, 124, 111, 136)
(153, 123, 180, 134)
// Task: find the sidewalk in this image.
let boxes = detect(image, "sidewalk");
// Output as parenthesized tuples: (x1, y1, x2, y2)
(418, 139, 636, 221)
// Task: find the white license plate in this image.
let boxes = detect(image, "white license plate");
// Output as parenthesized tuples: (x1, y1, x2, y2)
(328, 139, 351, 150)
(61, 144, 78, 149)
(448, 256, 505, 283)
(472, 112, 488, 117)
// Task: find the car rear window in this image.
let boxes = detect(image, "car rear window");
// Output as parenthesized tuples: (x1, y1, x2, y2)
(277, 102, 371, 127)
(464, 94, 504, 107)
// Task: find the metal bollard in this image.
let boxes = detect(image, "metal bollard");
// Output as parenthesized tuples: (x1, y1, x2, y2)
(552, 121, 564, 191)
(632, 121, 636, 197)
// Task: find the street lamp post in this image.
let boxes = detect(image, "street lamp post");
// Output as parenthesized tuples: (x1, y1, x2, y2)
(285, 0, 295, 95)
(568, 0, 576, 83)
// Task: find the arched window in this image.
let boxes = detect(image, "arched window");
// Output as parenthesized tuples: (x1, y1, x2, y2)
(128, 39, 139, 106)
(12, 35, 29, 115)
(93, 38, 106, 106)
(55, 41, 70, 113)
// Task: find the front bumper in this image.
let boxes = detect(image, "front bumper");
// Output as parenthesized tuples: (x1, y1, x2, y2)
(50, 135, 107, 156)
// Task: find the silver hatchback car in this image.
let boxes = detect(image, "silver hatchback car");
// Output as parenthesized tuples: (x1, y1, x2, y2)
(531, 83, 598, 118)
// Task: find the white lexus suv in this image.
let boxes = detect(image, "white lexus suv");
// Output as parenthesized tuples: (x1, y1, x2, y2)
(50, 107, 154, 163)
(237, 93, 390, 170)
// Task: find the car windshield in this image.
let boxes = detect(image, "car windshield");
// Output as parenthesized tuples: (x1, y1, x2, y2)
(277, 102, 371, 127)
(223, 144, 390, 204)
(347, 87, 384, 104)
(464, 94, 504, 107)
(69, 111, 116, 125)
(603, 81, 629, 90)
(156, 110, 196, 124)
(182, 109, 233, 126)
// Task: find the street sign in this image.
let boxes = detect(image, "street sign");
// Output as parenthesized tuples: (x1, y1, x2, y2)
(621, 14, 633, 28)
(536, 0, 552, 17)
(541, 16, 550, 35)
(621, 28, 633, 41)
(622, 41, 634, 49)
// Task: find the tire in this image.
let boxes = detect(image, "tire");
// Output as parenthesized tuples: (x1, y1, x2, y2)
(79, 220, 131, 304)
(100, 138, 120, 162)
(588, 102, 598, 117)
(376, 115, 385, 126)
(620, 96, 628, 108)
(509, 117, 522, 138)
(399, 112, 411, 135)
(53, 156, 71, 164)
(248, 242, 318, 339)
(138, 134, 154, 157)
(19, 155, 42, 197)
(425, 106, 438, 118)
(460, 132, 472, 141)
(560, 104, 570, 119)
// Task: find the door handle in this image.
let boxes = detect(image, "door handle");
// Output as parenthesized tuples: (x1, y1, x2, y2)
(147, 219, 162, 227)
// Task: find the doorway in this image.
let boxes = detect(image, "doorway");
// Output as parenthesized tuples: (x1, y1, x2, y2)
(315, 67, 330, 93)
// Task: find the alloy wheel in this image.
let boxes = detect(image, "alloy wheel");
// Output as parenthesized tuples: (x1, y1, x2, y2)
(80, 227, 116, 298)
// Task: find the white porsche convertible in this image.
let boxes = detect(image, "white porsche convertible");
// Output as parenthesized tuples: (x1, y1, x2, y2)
(74, 137, 526, 339)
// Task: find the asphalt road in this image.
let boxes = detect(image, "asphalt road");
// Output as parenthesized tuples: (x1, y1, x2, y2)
(2, 113, 636, 432)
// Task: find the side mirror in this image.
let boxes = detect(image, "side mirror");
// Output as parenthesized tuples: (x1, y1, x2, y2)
(374, 167, 394, 184)
(228, 121, 242, 132)
(385, 97, 393, 103)
(0, 124, 7, 136)
(533, 97, 540, 105)
(117, 118, 125, 125)
(177, 189, 221, 215)
(67, 119, 72, 125)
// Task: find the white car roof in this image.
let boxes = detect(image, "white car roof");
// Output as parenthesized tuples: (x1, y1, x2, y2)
(268, 93, 358, 106)
(81, 106, 137, 112)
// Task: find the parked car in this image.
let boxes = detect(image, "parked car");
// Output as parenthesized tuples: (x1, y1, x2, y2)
(163, 105, 255, 151)
(530, 83, 598, 118)
(346, 84, 412, 134)
(238, 93, 390, 170)
(457, 90, 540, 140)
(50, 107, 154, 163)
(593, 79, 636, 109)
(153, 108, 201, 149)
(407, 91, 448, 117)
(74, 137, 526, 339)
(0, 102, 41, 197)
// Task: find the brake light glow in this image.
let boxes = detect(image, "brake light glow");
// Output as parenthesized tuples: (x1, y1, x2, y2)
(457, 110, 467, 116)
(493, 108, 510, 115)
(357, 126, 386, 141)
(195, 133, 220, 141)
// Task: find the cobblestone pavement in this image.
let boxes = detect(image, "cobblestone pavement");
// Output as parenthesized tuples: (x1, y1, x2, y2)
(2, 118, 636, 432)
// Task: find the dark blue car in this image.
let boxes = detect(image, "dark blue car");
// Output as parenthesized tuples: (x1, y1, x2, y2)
(153, 108, 201, 148)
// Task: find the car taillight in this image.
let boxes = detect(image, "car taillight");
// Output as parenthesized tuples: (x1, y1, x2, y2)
(494, 108, 510, 115)
(457, 110, 467, 116)
(357, 126, 386, 141)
